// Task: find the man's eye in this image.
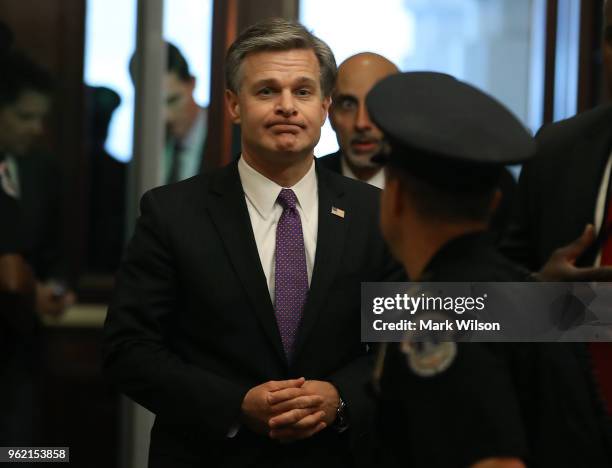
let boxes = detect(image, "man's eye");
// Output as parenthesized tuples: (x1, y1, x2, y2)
(295, 88, 311, 97)
(258, 88, 273, 96)
(338, 99, 357, 111)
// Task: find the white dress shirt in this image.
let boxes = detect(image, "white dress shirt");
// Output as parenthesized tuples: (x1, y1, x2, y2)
(340, 155, 385, 189)
(237, 156, 318, 302)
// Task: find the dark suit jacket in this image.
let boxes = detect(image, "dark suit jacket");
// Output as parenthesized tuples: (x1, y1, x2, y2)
(500, 106, 612, 465)
(0, 189, 20, 255)
(103, 160, 402, 467)
(14, 153, 64, 280)
(317, 151, 343, 174)
(0, 190, 41, 447)
(318, 151, 517, 241)
(501, 105, 612, 270)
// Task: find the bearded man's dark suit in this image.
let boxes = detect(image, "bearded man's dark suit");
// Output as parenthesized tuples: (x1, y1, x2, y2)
(501, 105, 612, 461)
(103, 159, 402, 467)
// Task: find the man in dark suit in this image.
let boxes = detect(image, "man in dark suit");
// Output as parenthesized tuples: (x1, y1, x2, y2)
(0, 173, 40, 449)
(501, 105, 612, 276)
(499, 1, 612, 455)
(0, 47, 74, 315)
(104, 18, 400, 467)
(500, 103, 612, 461)
(502, 0, 612, 282)
(130, 42, 208, 185)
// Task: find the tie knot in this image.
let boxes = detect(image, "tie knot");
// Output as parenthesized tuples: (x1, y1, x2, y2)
(173, 140, 184, 153)
(277, 188, 298, 211)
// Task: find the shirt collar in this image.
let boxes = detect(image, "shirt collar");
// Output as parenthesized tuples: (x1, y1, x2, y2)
(238, 155, 317, 221)
(340, 155, 386, 189)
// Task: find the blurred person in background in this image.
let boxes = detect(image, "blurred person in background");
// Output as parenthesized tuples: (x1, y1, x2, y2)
(0, 21, 49, 454)
(85, 85, 126, 272)
(0, 31, 75, 316)
(318, 52, 398, 189)
(130, 42, 208, 184)
(0, 201, 39, 448)
(499, 2, 612, 457)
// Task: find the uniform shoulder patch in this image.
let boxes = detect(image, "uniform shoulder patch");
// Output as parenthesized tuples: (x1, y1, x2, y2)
(401, 340, 457, 377)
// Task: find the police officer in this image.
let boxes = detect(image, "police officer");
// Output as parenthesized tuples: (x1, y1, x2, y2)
(366, 72, 612, 468)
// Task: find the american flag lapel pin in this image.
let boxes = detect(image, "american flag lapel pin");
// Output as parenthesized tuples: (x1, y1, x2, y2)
(331, 206, 345, 218)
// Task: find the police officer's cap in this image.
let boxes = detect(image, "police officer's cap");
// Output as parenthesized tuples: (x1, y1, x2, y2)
(366, 72, 536, 191)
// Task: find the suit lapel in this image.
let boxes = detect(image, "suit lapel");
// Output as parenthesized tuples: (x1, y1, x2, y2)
(206, 162, 287, 364)
(293, 166, 348, 359)
(564, 119, 612, 232)
(329, 151, 343, 173)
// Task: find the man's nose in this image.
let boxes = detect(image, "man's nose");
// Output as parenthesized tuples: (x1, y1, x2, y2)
(275, 90, 297, 116)
(165, 106, 176, 124)
(355, 103, 373, 131)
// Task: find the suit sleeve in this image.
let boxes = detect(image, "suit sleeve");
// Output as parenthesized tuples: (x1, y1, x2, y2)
(103, 190, 249, 438)
(499, 118, 564, 272)
(327, 239, 405, 447)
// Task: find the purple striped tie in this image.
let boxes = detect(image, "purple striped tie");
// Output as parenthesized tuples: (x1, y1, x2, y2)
(274, 188, 309, 360)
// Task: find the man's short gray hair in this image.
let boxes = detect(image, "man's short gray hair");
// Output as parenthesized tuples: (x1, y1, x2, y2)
(225, 17, 337, 97)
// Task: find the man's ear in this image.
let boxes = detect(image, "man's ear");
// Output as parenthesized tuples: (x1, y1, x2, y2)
(225, 89, 241, 124)
(329, 100, 337, 131)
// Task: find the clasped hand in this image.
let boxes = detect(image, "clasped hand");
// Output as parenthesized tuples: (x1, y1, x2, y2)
(240, 377, 340, 442)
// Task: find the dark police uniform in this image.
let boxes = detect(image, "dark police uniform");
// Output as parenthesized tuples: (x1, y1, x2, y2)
(0, 188, 19, 254)
(0, 161, 41, 448)
(365, 72, 612, 467)
(377, 233, 611, 467)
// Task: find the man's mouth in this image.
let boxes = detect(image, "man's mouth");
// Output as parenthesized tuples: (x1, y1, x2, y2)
(351, 139, 379, 153)
(267, 122, 305, 134)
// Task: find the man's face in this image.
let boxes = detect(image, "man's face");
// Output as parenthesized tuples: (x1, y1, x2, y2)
(164, 71, 196, 140)
(0, 90, 50, 156)
(330, 64, 391, 169)
(226, 49, 330, 165)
